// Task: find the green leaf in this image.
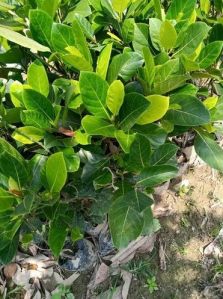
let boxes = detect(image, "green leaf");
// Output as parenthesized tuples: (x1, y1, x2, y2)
(23, 89, 55, 121)
(133, 23, 149, 53)
(61, 46, 93, 71)
(165, 94, 210, 126)
(0, 26, 50, 52)
(125, 134, 151, 171)
(0, 152, 28, 188)
(196, 41, 223, 69)
(150, 143, 178, 165)
(111, 0, 131, 14)
(29, 9, 53, 47)
(115, 130, 136, 153)
(48, 218, 67, 257)
(137, 95, 169, 125)
(119, 92, 149, 131)
(28, 154, 47, 191)
(79, 72, 110, 119)
(10, 81, 23, 107)
(160, 20, 177, 50)
(27, 60, 49, 97)
(0, 188, 15, 212)
(109, 196, 144, 248)
(51, 23, 75, 52)
(0, 233, 19, 264)
(106, 80, 125, 116)
(96, 43, 113, 80)
(0, 138, 25, 165)
(153, 0, 162, 20)
(82, 115, 116, 137)
(71, 13, 94, 41)
(108, 52, 143, 83)
(65, 0, 91, 20)
(21, 110, 50, 129)
(12, 126, 45, 145)
(142, 47, 155, 89)
(194, 130, 223, 172)
(46, 152, 67, 193)
(36, 0, 61, 17)
(133, 124, 167, 148)
(72, 18, 92, 63)
(136, 165, 178, 187)
(62, 148, 80, 172)
(176, 22, 210, 56)
(122, 18, 135, 43)
(166, 0, 196, 21)
(149, 18, 162, 51)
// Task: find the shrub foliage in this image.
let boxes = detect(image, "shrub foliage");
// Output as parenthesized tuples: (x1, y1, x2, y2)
(0, 0, 222, 263)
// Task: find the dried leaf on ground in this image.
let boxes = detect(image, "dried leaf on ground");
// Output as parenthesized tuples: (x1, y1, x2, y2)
(94, 263, 109, 286)
(3, 263, 17, 279)
(121, 270, 132, 299)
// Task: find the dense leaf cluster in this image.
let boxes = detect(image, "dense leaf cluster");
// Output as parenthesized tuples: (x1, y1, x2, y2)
(0, 0, 222, 263)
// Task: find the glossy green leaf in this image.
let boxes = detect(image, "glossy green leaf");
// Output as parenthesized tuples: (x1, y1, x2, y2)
(46, 152, 67, 193)
(115, 130, 136, 153)
(160, 20, 177, 50)
(119, 92, 149, 131)
(82, 116, 116, 137)
(12, 126, 45, 145)
(142, 47, 155, 89)
(80, 72, 110, 119)
(48, 218, 67, 257)
(62, 148, 80, 172)
(0, 188, 15, 212)
(196, 41, 223, 69)
(23, 89, 55, 121)
(27, 60, 49, 97)
(10, 81, 23, 107)
(0, 26, 50, 52)
(133, 23, 149, 53)
(165, 94, 210, 126)
(21, 110, 50, 129)
(71, 13, 94, 40)
(111, 0, 131, 14)
(51, 23, 75, 52)
(133, 124, 167, 148)
(96, 43, 113, 80)
(194, 130, 223, 172)
(36, 0, 61, 17)
(29, 9, 53, 47)
(106, 80, 124, 116)
(0, 233, 19, 265)
(149, 18, 162, 51)
(122, 18, 135, 43)
(166, 0, 196, 21)
(28, 154, 47, 191)
(0, 138, 25, 165)
(137, 95, 169, 125)
(150, 143, 178, 165)
(137, 165, 178, 187)
(176, 22, 210, 56)
(109, 196, 144, 248)
(125, 134, 151, 171)
(61, 46, 93, 71)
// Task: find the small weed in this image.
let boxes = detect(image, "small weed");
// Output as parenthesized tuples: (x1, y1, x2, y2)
(123, 258, 152, 279)
(51, 285, 75, 299)
(146, 276, 159, 294)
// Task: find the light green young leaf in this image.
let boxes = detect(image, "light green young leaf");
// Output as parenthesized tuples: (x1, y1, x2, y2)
(122, 18, 135, 43)
(111, 0, 132, 14)
(10, 81, 23, 107)
(51, 23, 75, 52)
(106, 80, 124, 116)
(166, 0, 196, 21)
(12, 126, 45, 145)
(115, 130, 136, 153)
(96, 43, 113, 80)
(62, 148, 80, 173)
(133, 23, 149, 53)
(0, 27, 50, 52)
(27, 60, 49, 97)
(46, 152, 67, 193)
(82, 116, 116, 137)
(62, 46, 93, 71)
(160, 20, 177, 50)
(36, 0, 61, 17)
(143, 47, 155, 88)
(29, 9, 53, 47)
(79, 72, 110, 119)
(149, 18, 162, 51)
(0, 188, 15, 212)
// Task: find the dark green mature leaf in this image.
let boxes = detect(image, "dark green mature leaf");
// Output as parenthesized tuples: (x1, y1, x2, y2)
(51, 23, 75, 52)
(28, 154, 47, 191)
(0, 138, 25, 164)
(21, 110, 50, 129)
(194, 130, 223, 172)
(166, 0, 196, 21)
(136, 165, 178, 187)
(149, 18, 162, 51)
(122, 18, 135, 44)
(196, 41, 223, 69)
(80, 72, 110, 119)
(125, 134, 151, 172)
(143, 47, 155, 89)
(115, 130, 136, 153)
(176, 22, 210, 56)
(165, 94, 210, 126)
(30, 9, 53, 47)
(119, 92, 149, 131)
(150, 143, 178, 165)
(133, 23, 149, 53)
(109, 196, 144, 248)
(0, 233, 19, 264)
(133, 124, 167, 148)
(27, 60, 49, 97)
(70, 13, 94, 41)
(0, 27, 50, 52)
(0, 152, 28, 187)
(46, 152, 67, 193)
(23, 89, 55, 121)
(82, 116, 116, 137)
(48, 218, 67, 257)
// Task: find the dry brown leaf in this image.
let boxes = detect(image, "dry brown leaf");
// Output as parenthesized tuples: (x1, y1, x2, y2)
(3, 263, 17, 279)
(153, 204, 173, 218)
(159, 239, 166, 271)
(94, 263, 109, 286)
(121, 270, 132, 299)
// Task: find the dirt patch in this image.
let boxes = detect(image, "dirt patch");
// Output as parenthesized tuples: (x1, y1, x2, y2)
(128, 165, 223, 299)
